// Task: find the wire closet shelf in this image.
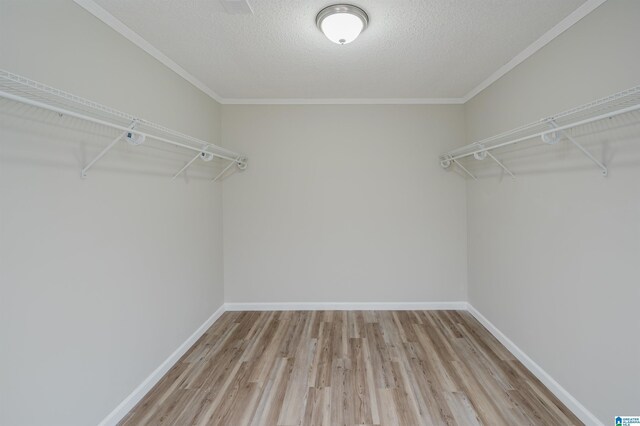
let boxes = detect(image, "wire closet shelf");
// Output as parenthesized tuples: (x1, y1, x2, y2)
(439, 85, 640, 180)
(0, 69, 247, 180)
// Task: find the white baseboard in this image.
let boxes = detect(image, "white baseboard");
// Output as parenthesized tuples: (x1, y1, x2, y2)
(97, 304, 226, 426)
(466, 304, 603, 426)
(224, 301, 468, 311)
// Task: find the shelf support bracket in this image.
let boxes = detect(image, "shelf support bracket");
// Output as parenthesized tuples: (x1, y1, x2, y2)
(172, 151, 203, 181)
(81, 121, 137, 178)
(549, 121, 608, 176)
(212, 158, 240, 182)
(486, 151, 515, 178)
(172, 145, 225, 181)
(452, 157, 478, 181)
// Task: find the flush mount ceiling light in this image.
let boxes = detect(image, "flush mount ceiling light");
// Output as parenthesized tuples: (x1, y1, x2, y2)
(316, 4, 369, 45)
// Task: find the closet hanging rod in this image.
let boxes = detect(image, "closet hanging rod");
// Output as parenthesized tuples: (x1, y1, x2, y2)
(444, 102, 640, 163)
(444, 85, 640, 158)
(0, 90, 239, 161)
(0, 69, 247, 178)
(439, 84, 640, 177)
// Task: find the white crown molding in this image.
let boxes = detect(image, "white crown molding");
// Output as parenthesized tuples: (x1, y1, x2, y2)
(74, 0, 606, 105)
(461, 0, 608, 103)
(467, 304, 604, 426)
(224, 301, 468, 311)
(73, 0, 224, 103)
(97, 304, 226, 426)
(222, 98, 465, 105)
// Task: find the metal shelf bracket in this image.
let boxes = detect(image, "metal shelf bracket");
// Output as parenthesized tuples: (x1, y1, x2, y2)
(473, 143, 515, 179)
(81, 120, 137, 178)
(452, 156, 477, 180)
(213, 157, 241, 182)
(548, 120, 608, 177)
(171, 144, 216, 181)
(441, 155, 477, 180)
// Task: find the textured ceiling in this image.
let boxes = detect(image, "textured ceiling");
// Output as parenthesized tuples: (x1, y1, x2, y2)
(92, 0, 586, 100)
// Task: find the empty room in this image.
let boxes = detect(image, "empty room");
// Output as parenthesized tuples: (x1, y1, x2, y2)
(1, 0, 638, 425)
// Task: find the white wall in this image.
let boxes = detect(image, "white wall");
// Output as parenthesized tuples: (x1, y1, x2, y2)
(464, 0, 640, 423)
(221, 105, 467, 304)
(0, 1, 226, 425)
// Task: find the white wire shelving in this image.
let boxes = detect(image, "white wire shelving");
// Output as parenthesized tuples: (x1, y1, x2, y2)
(439, 85, 640, 180)
(0, 69, 247, 180)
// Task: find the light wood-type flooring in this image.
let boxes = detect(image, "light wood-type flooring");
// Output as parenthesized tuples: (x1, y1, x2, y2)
(120, 310, 582, 425)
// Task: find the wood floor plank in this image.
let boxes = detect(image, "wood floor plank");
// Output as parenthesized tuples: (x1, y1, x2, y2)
(401, 341, 451, 424)
(119, 310, 583, 426)
(444, 391, 482, 426)
(365, 322, 397, 390)
(347, 337, 374, 424)
(251, 357, 290, 426)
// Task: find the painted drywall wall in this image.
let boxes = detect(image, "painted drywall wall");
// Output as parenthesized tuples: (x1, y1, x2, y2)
(0, 1, 226, 425)
(464, 0, 640, 423)
(221, 104, 467, 304)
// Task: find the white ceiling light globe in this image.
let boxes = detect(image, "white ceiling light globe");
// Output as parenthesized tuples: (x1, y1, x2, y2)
(321, 12, 363, 44)
(316, 5, 369, 45)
